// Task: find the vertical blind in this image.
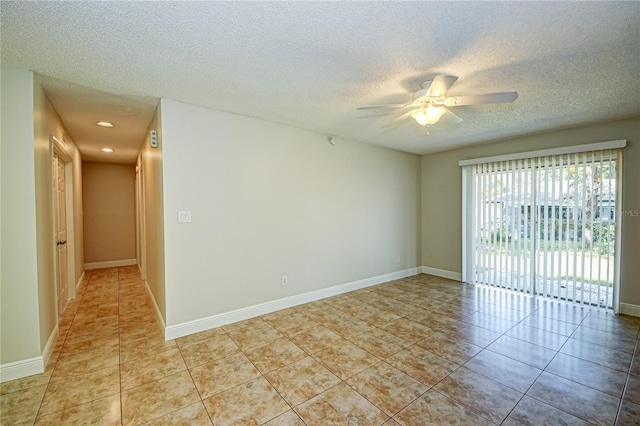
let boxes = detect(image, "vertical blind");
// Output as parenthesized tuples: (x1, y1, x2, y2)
(462, 145, 623, 309)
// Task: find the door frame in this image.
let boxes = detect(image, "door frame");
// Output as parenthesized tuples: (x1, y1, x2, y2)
(135, 161, 147, 280)
(51, 135, 76, 317)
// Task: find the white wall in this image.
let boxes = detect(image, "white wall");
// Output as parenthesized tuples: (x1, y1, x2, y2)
(161, 99, 421, 327)
(421, 117, 640, 306)
(0, 67, 41, 367)
(140, 105, 166, 321)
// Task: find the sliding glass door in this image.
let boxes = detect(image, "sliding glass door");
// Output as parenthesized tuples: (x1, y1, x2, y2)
(463, 148, 620, 309)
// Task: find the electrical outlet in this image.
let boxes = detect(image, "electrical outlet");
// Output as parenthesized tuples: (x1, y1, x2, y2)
(396, 256, 401, 263)
(281, 276, 288, 286)
(178, 212, 191, 223)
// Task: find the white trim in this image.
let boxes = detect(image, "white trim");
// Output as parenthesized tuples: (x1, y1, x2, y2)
(613, 150, 623, 314)
(165, 267, 420, 340)
(145, 280, 166, 332)
(42, 325, 59, 369)
(619, 303, 640, 318)
(0, 357, 44, 383)
(75, 271, 86, 293)
(420, 266, 463, 281)
(458, 140, 626, 167)
(84, 259, 137, 270)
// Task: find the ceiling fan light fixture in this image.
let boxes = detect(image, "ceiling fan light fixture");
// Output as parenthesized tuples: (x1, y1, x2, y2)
(412, 105, 445, 126)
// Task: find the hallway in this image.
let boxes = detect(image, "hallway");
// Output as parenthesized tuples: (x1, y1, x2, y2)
(1, 268, 639, 425)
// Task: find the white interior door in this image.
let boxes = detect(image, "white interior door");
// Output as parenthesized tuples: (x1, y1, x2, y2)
(54, 154, 69, 315)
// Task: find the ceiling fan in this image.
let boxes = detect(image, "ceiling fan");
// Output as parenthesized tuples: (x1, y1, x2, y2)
(357, 75, 518, 127)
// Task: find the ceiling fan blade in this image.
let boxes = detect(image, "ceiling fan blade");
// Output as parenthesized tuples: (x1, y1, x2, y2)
(356, 103, 409, 110)
(439, 107, 463, 125)
(427, 75, 458, 97)
(380, 109, 414, 129)
(446, 92, 518, 106)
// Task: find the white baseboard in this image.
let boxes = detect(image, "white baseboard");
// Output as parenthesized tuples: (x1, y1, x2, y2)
(84, 259, 136, 270)
(0, 357, 44, 383)
(75, 271, 85, 292)
(420, 266, 463, 281)
(145, 280, 166, 332)
(620, 303, 640, 318)
(42, 325, 59, 369)
(165, 267, 420, 341)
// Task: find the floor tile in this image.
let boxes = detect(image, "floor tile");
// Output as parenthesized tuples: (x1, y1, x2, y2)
(288, 325, 345, 355)
(144, 401, 212, 425)
(487, 335, 557, 369)
(262, 410, 306, 425)
(313, 341, 380, 380)
(581, 315, 640, 338)
(227, 322, 282, 350)
(120, 336, 178, 363)
(202, 376, 289, 425)
(52, 344, 120, 381)
(505, 323, 569, 351)
(178, 333, 240, 369)
(0, 384, 47, 425)
(626, 373, 640, 405)
(39, 365, 120, 416)
(360, 309, 401, 327)
(294, 382, 389, 426)
(0, 372, 51, 396)
(121, 370, 200, 425)
(617, 399, 640, 426)
(461, 312, 518, 333)
(189, 352, 261, 398)
(265, 356, 341, 407)
(573, 326, 637, 353)
(322, 315, 374, 339)
(443, 322, 502, 347)
(345, 362, 428, 416)
(560, 338, 633, 372)
(34, 394, 121, 425)
(386, 345, 459, 387)
(348, 328, 411, 359)
(521, 314, 579, 336)
(546, 353, 628, 397)
(502, 395, 590, 426)
(120, 347, 187, 390)
(533, 302, 591, 324)
(264, 311, 319, 335)
(244, 337, 306, 373)
(174, 327, 225, 348)
(414, 331, 483, 364)
(463, 349, 542, 393)
(527, 372, 620, 426)
(383, 318, 436, 343)
(434, 367, 523, 424)
(394, 389, 492, 426)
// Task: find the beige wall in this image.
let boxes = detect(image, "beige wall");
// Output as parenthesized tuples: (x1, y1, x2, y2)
(160, 98, 421, 326)
(82, 162, 136, 264)
(139, 105, 166, 321)
(33, 75, 84, 354)
(421, 117, 640, 305)
(1, 67, 41, 365)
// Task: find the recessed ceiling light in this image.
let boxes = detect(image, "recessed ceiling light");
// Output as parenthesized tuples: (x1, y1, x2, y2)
(96, 121, 114, 127)
(101, 148, 114, 153)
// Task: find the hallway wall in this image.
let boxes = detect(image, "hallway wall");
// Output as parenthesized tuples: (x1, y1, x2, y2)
(82, 162, 136, 267)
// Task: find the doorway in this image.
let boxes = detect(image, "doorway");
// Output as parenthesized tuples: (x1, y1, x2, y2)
(52, 136, 75, 317)
(462, 145, 623, 311)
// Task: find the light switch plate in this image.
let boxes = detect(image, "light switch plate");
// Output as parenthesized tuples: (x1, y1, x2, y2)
(178, 211, 191, 223)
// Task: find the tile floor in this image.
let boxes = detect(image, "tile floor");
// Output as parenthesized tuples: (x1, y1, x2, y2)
(1, 266, 639, 425)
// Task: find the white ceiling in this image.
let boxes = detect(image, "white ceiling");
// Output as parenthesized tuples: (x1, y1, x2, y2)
(2, 1, 639, 162)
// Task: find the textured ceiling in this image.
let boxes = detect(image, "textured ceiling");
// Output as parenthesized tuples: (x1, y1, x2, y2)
(2, 1, 639, 161)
